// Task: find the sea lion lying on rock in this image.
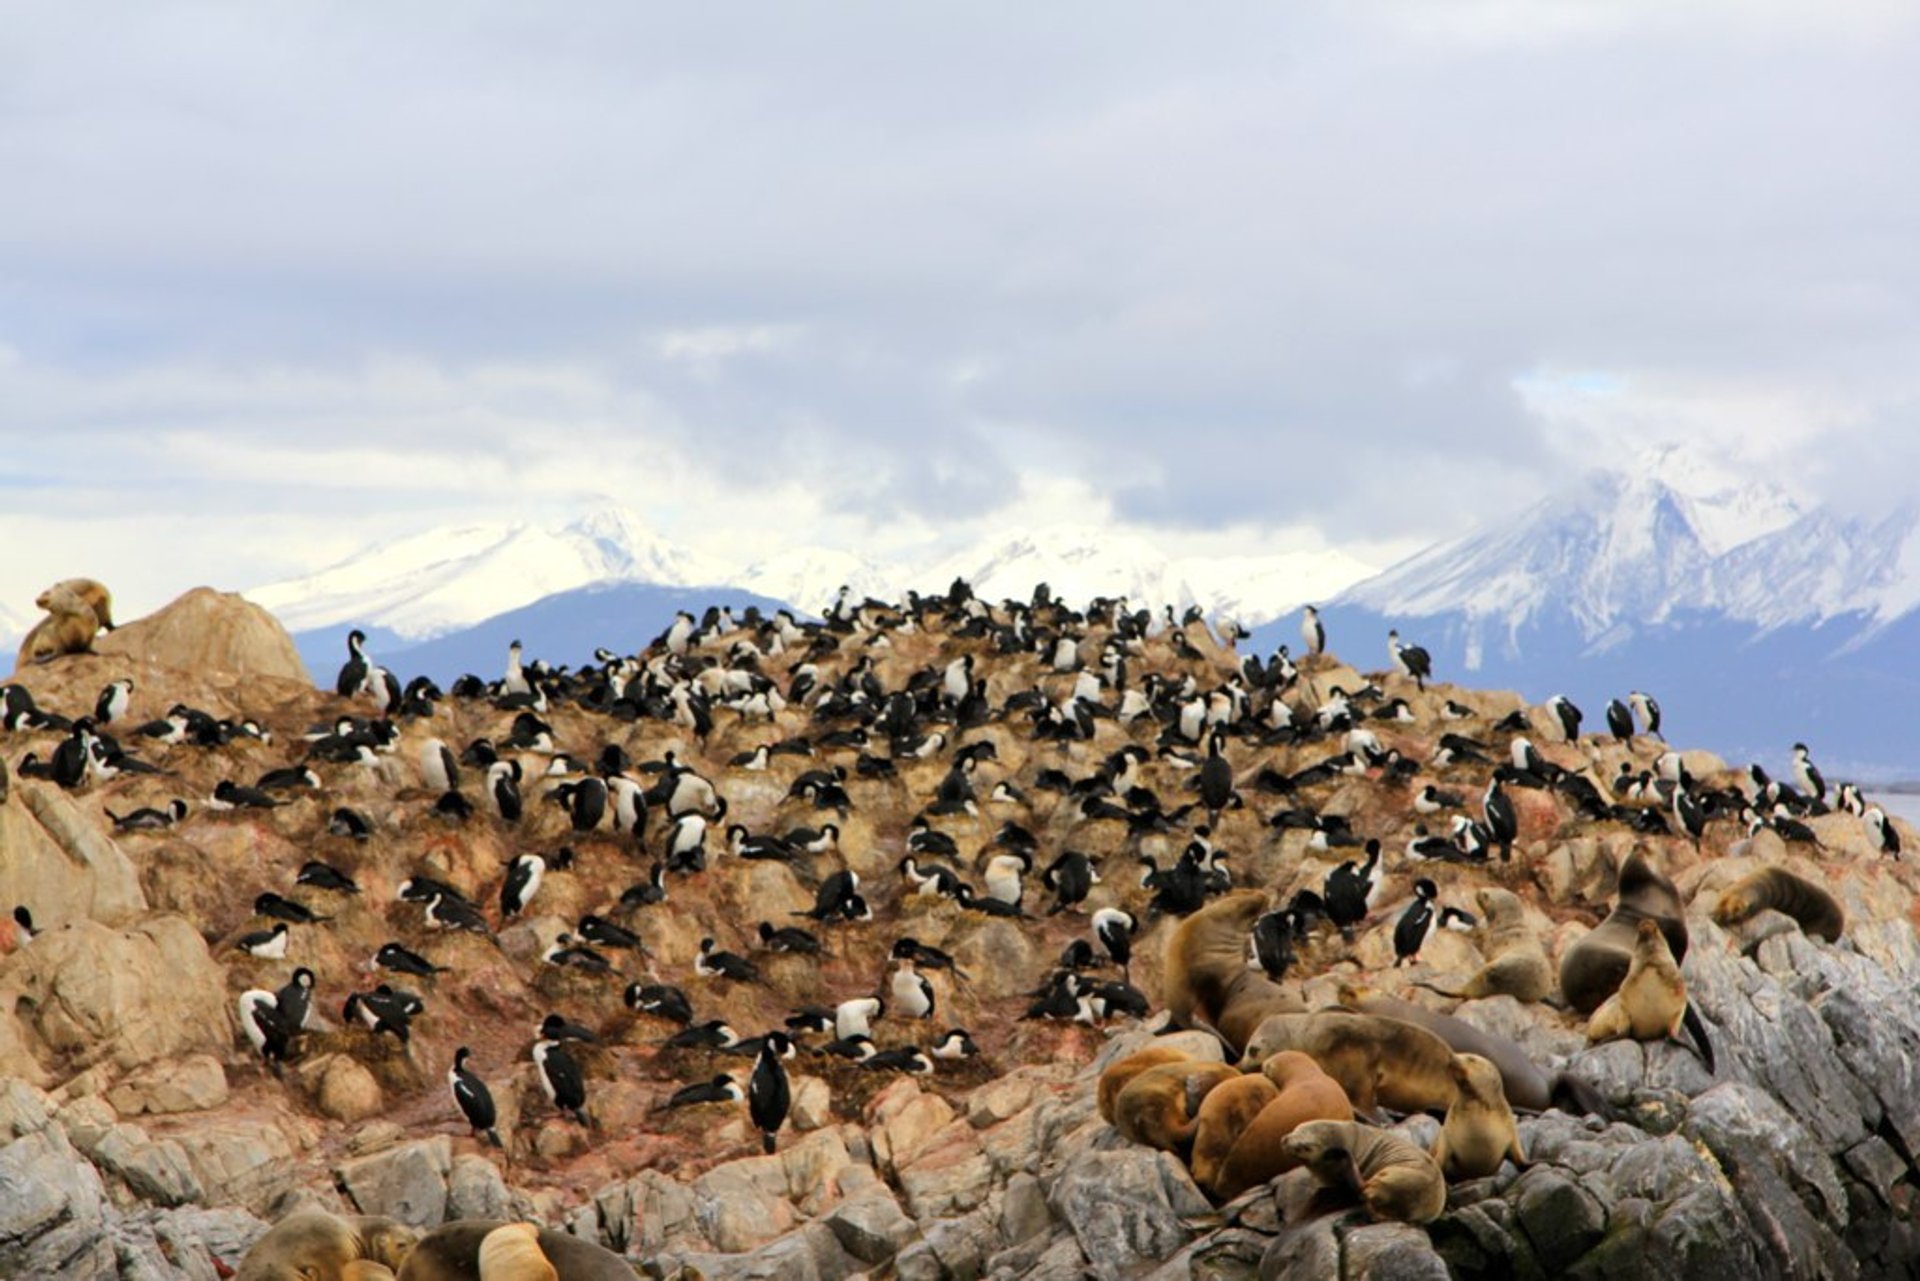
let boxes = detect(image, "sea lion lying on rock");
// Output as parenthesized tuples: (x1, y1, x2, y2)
(1419, 887, 1552, 1003)
(235, 1210, 417, 1281)
(1097, 1045, 1198, 1124)
(1710, 866, 1844, 944)
(1210, 1051, 1355, 1202)
(396, 1219, 633, 1281)
(1111, 1059, 1242, 1154)
(1241, 1010, 1457, 1116)
(1283, 1119, 1448, 1225)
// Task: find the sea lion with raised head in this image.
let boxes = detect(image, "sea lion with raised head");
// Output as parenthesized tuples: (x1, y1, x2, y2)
(1162, 890, 1305, 1053)
(1432, 1052, 1527, 1180)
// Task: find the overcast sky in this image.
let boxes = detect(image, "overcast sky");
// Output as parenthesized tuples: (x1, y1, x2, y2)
(2, 1, 1916, 620)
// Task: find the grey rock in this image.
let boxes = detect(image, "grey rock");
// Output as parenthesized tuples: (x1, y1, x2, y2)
(1342, 1222, 1451, 1280)
(94, 1123, 202, 1206)
(999, 1170, 1051, 1244)
(1511, 1168, 1608, 1274)
(335, 1136, 451, 1229)
(826, 1192, 917, 1264)
(1259, 1217, 1341, 1281)
(1050, 1147, 1198, 1276)
(0, 1126, 117, 1280)
(447, 1152, 512, 1221)
(1841, 1137, 1906, 1204)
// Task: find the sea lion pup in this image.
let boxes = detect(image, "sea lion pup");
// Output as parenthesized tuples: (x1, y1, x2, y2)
(1282, 1119, 1448, 1226)
(1241, 1010, 1458, 1116)
(1111, 1060, 1243, 1154)
(1189, 1071, 1280, 1194)
(1162, 890, 1304, 1053)
(1334, 984, 1607, 1118)
(235, 1211, 417, 1281)
(1710, 866, 1844, 944)
(1432, 1053, 1527, 1180)
(1098, 1045, 1196, 1123)
(1586, 919, 1710, 1070)
(1210, 1051, 1355, 1202)
(1558, 848, 1687, 1015)
(1420, 887, 1552, 1003)
(395, 1218, 632, 1281)
(37, 577, 114, 630)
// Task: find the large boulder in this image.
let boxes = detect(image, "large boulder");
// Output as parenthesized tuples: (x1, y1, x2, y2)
(94, 587, 311, 684)
(0, 915, 230, 1078)
(0, 784, 148, 932)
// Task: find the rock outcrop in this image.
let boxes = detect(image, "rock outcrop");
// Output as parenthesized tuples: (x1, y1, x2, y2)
(1, 583, 1917, 1278)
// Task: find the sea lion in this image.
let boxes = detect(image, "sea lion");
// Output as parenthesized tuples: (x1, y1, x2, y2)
(1710, 866, 1844, 944)
(1240, 1010, 1457, 1115)
(1558, 848, 1688, 1015)
(1111, 1060, 1242, 1153)
(1188, 1071, 1279, 1195)
(395, 1218, 634, 1281)
(1163, 890, 1305, 1054)
(235, 1211, 418, 1281)
(1587, 919, 1702, 1059)
(1432, 1053, 1527, 1180)
(477, 1223, 559, 1281)
(1335, 984, 1607, 1118)
(1098, 1045, 1196, 1123)
(1210, 1051, 1355, 1202)
(1422, 888, 1552, 1002)
(37, 578, 114, 631)
(19, 607, 102, 664)
(1282, 1119, 1448, 1225)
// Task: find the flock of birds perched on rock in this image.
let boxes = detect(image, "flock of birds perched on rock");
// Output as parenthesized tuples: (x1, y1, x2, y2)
(1, 578, 1908, 1227)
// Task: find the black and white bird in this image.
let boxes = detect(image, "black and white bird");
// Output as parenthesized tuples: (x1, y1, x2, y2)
(665, 813, 711, 873)
(695, 936, 761, 983)
(1866, 807, 1901, 858)
(1040, 850, 1099, 915)
(543, 934, 613, 974)
(421, 738, 460, 794)
(1605, 699, 1635, 741)
(94, 679, 133, 725)
(533, 1038, 591, 1126)
(1629, 691, 1662, 738)
(1547, 695, 1583, 743)
(423, 892, 491, 935)
(234, 921, 290, 959)
(931, 1028, 979, 1061)
(1483, 780, 1518, 862)
(656, 1074, 743, 1111)
(757, 921, 821, 955)
(487, 760, 523, 822)
(1791, 743, 1827, 807)
(109, 799, 189, 831)
(1198, 728, 1235, 824)
(578, 915, 643, 952)
(1413, 784, 1462, 815)
(253, 892, 329, 926)
(449, 1046, 501, 1146)
(863, 1046, 935, 1075)
(1301, 605, 1326, 657)
(835, 996, 884, 1040)
(237, 989, 290, 1064)
(1387, 630, 1432, 691)
(1324, 840, 1383, 936)
(539, 1012, 600, 1045)
(1674, 788, 1708, 846)
(501, 854, 545, 916)
(748, 1032, 794, 1154)
(890, 957, 935, 1020)
(375, 941, 447, 979)
(618, 863, 669, 910)
(1248, 910, 1295, 980)
(335, 630, 370, 699)
(1393, 879, 1473, 967)
(327, 807, 374, 841)
(265, 969, 313, 1036)
(983, 852, 1029, 908)
(1091, 907, 1137, 978)
(625, 983, 694, 1026)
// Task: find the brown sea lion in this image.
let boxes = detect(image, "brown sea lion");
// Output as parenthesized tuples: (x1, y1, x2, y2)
(235, 1211, 418, 1281)
(1587, 919, 1694, 1050)
(1282, 1119, 1448, 1225)
(1335, 984, 1607, 1118)
(1710, 866, 1844, 943)
(1558, 848, 1688, 1015)
(1162, 889, 1304, 1054)
(395, 1218, 634, 1281)
(1423, 888, 1552, 1002)
(1111, 1060, 1242, 1154)
(1097, 1045, 1196, 1123)
(1240, 1010, 1457, 1115)
(1189, 1072, 1279, 1195)
(1210, 1051, 1355, 1202)
(37, 578, 114, 630)
(477, 1223, 559, 1281)
(1432, 1053, 1527, 1180)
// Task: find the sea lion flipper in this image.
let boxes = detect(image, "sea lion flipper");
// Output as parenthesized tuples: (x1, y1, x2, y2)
(1679, 1001, 1716, 1075)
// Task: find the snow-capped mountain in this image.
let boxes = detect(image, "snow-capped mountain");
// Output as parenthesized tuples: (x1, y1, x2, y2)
(1270, 444, 1920, 777)
(731, 548, 896, 617)
(918, 526, 1375, 628)
(246, 506, 723, 640)
(0, 602, 30, 647)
